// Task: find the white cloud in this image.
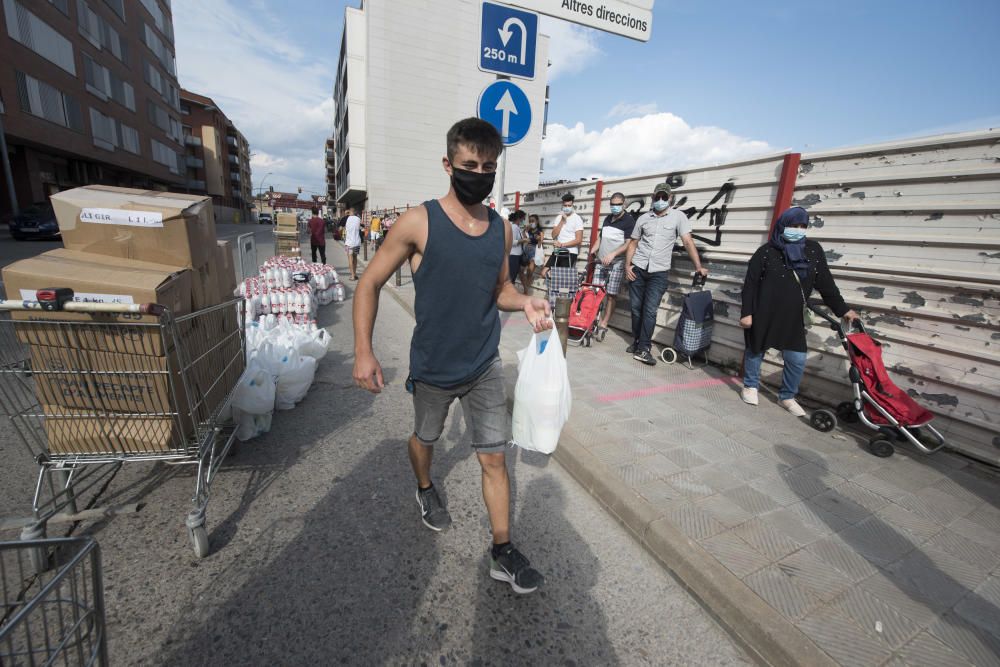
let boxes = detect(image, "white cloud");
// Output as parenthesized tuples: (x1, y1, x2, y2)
(172, 0, 335, 197)
(607, 102, 659, 118)
(539, 16, 602, 80)
(542, 112, 775, 179)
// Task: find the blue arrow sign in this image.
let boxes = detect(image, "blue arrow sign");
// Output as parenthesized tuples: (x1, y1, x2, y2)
(477, 81, 532, 146)
(479, 1, 537, 79)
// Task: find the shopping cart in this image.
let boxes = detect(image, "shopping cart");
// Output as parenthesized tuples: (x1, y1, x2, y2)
(0, 291, 246, 558)
(1, 537, 107, 666)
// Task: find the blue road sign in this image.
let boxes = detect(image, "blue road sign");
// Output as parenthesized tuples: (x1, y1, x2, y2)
(477, 81, 532, 146)
(479, 1, 537, 79)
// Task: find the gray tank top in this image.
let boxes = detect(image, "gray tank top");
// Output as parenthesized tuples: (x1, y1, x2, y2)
(409, 199, 504, 387)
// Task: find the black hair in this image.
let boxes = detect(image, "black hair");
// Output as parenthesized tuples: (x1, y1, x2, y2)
(509, 210, 526, 221)
(610, 192, 625, 202)
(561, 193, 575, 203)
(311, 206, 319, 215)
(447, 118, 503, 162)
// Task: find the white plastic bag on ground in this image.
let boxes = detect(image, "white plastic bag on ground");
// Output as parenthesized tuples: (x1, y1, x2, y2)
(512, 326, 572, 454)
(273, 349, 317, 410)
(230, 365, 277, 441)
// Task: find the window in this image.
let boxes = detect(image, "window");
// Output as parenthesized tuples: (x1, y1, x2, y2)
(143, 59, 163, 94)
(77, 1, 127, 64)
(15, 70, 84, 131)
(142, 23, 175, 76)
(83, 54, 110, 100)
(89, 107, 117, 151)
(109, 75, 135, 111)
(151, 138, 179, 174)
(4, 0, 76, 75)
(48, 0, 69, 16)
(102, 0, 124, 21)
(138, 0, 164, 34)
(180, 103, 190, 115)
(120, 123, 140, 154)
(147, 99, 181, 143)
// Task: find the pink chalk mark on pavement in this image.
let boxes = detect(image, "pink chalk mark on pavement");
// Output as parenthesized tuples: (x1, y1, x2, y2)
(597, 376, 741, 403)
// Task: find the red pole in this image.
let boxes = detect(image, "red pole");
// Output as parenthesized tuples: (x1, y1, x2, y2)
(514, 191, 521, 211)
(586, 180, 604, 283)
(769, 153, 801, 233)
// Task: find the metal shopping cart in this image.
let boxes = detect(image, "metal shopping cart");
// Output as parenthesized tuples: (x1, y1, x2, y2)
(0, 292, 246, 558)
(1, 537, 107, 666)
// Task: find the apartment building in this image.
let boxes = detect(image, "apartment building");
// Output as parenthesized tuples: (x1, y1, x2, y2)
(179, 88, 252, 223)
(0, 0, 185, 217)
(329, 0, 550, 212)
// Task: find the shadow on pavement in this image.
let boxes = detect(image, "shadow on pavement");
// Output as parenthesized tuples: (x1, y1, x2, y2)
(776, 445, 1000, 664)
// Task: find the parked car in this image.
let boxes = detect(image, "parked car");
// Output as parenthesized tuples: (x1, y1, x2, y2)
(9, 202, 60, 240)
(258, 213, 273, 225)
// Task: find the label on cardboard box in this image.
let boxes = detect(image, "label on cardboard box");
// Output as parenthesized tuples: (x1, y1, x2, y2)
(80, 208, 164, 228)
(19, 289, 135, 305)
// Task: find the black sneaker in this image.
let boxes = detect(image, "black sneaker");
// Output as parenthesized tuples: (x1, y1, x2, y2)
(633, 350, 656, 365)
(490, 544, 544, 594)
(625, 344, 635, 354)
(416, 487, 452, 532)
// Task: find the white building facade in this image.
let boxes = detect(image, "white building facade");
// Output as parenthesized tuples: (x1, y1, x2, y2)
(330, 0, 550, 211)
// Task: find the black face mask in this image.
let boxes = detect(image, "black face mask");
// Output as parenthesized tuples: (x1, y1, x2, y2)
(450, 166, 496, 205)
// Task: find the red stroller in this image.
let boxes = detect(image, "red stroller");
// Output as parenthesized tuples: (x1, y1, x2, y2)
(567, 282, 607, 348)
(808, 304, 946, 458)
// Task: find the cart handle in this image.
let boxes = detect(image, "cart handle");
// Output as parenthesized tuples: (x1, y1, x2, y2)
(808, 300, 865, 334)
(0, 298, 165, 316)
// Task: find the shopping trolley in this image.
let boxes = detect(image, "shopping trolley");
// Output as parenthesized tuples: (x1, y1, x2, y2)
(1, 537, 107, 666)
(0, 292, 246, 558)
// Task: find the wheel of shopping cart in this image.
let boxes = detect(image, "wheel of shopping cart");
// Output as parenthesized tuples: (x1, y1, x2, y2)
(660, 347, 678, 364)
(868, 438, 895, 458)
(809, 409, 838, 433)
(836, 401, 859, 423)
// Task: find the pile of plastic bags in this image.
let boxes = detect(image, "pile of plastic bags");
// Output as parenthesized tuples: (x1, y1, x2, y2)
(231, 317, 331, 441)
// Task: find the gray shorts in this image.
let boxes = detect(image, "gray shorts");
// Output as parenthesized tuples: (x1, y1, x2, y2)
(412, 357, 509, 453)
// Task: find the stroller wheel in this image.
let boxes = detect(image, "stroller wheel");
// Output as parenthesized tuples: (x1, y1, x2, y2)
(660, 348, 678, 364)
(869, 439, 895, 458)
(595, 327, 607, 343)
(583, 335, 592, 348)
(836, 401, 859, 423)
(810, 409, 837, 433)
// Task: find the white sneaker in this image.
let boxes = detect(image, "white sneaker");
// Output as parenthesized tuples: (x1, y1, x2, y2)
(779, 398, 807, 417)
(741, 387, 759, 406)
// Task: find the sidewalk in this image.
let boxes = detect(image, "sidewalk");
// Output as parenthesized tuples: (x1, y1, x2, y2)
(356, 249, 1000, 667)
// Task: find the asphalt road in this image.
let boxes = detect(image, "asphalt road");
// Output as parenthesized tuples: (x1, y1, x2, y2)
(0, 236, 749, 665)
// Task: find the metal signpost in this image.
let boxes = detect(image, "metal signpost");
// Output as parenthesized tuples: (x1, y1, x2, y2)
(479, 1, 539, 79)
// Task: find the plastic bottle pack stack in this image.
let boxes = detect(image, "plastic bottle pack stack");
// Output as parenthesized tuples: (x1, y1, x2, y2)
(238, 256, 345, 325)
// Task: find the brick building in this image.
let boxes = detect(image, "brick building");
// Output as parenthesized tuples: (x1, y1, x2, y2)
(0, 0, 185, 218)
(179, 89, 252, 224)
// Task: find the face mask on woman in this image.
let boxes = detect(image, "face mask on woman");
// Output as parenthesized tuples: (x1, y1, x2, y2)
(782, 227, 807, 242)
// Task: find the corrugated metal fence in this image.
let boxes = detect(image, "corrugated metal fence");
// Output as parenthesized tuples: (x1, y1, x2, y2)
(508, 129, 999, 465)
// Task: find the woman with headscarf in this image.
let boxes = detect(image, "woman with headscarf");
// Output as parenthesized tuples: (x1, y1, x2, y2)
(739, 207, 858, 416)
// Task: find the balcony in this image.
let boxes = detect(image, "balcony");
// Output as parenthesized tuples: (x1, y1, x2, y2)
(226, 136, 237, 147)
(232, 189, 242, 199)
(326, 149, 335, 159)
(228, 154, 238, 165)
(184, 135, 202, 146)
(187, 179, 206, 190)
(230, 171, 240, 183)
(186, 155, 204, 168)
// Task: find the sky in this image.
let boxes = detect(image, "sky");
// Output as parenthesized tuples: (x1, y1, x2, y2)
(172, 0, 1000, 198)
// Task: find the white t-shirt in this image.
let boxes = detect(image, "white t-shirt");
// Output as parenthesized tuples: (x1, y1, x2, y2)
(345, 215, 362, 247)
(554, 212, 584, 255)
(509, 222, 523, 256)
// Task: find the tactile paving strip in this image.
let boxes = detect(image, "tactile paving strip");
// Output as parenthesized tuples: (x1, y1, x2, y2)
(838, 516, 918, 566)
(664, 504, 726, 541)
(926, 615, 1000, 667)
(806, 535, 879, 583)
(896, 632, 976, 667)
(722, 485, 781, 515)
(778, 549, 851, 602)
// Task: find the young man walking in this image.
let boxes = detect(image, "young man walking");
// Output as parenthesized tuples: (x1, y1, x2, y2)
(308, 206, 327, 264)
(352, 118, 552, 594)
(589, 191, 635, 341)
(344, 207, 362, 280)
(625, 182, 709, 365)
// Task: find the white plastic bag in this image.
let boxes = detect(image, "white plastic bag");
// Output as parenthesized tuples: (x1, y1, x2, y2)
(231, 365, 277, 415)
(234, 408, 273, 441)
(512, 327, 572, 454)
(298, 328, 330, 361)
(274, 349, 317, 410)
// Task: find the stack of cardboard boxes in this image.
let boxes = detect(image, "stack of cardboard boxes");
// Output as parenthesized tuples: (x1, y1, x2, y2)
(274, 212, 300, 257)
(1, 186, 245, 455)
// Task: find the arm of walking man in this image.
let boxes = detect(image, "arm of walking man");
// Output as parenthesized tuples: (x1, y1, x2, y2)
(353, 207, 424, 393)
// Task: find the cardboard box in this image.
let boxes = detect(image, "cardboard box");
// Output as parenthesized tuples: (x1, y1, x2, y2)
(191, 259, 221, 311)
(2, 250, 192, 356)
(276, 212, 298, 231)
(216, 240, 238, 301)
(43, 406, 183, 455)
(51, 185, 217, 268)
